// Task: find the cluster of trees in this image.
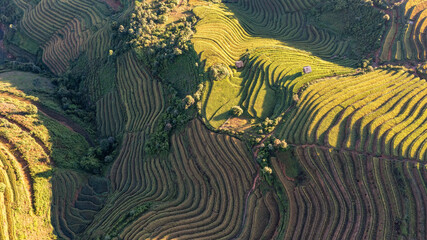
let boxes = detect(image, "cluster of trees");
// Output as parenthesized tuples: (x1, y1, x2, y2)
(309, 0, 386, 57)
(54, 73, 95, 124)
(80, 137, 117, 173)
(52, 55, 109, 124)
(256, 137, 288, 185)
(145, 85, 196, 155)
(119, 0, 197, 74)
(255, 117, 281, 134)
(4, 61, 42, 73)
(370, 0, 405, 10)
(0, 0, 22, 25)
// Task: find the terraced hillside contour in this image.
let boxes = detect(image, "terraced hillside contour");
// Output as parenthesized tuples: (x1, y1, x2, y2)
(279, 69, 427, 161)
(273, 146, 427, 239)
(0, 71, 89, 239)
(82, 119, 281, 239)
(4, 0, 427, 239)
(379, 0, 427, 62)
(65, 49, 283, 239)
(193, 5, 354, 128)
(12, 0, 115, 75)
(51, 170, 109, 239)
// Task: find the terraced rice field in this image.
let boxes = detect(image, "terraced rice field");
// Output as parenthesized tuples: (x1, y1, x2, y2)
(96, 90, 125, 137)
(12, 0, 113, 75)
(82, 119, 280, 239)
(51, 170, 108, 239)
(279, 69, 427, 161)
(5, 0, 427, 239)
(42, 18, 90, 75)
(273, 146, 427, 239)
(17, 0, 108, 44)
(0, 71, 89, 239)
(379, 0, 427, 62)
(116, 52, 165, 133)
(193, 5, 354, 127)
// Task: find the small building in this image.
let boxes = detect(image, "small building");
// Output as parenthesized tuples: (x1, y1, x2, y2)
(303, 66, 312, 74)
(235, 60, 244, 69)
(409, 20, 414, 25)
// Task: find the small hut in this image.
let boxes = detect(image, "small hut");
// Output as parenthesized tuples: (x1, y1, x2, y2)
(303, 66, 312, 74)
(235, 60, 244, 69)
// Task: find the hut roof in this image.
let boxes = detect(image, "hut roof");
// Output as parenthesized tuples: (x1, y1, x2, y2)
(235, 61, 244, 68)
(303, 66, 312, 74)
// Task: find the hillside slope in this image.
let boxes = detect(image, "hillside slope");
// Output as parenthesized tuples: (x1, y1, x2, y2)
(1, 0, 427, 239)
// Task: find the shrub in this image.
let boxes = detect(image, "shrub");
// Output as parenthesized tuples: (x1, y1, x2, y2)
(263, 166, 273, 174)
(25, 105, 38, 115)
(292, 94, 300, 102)
(280, 141, 288, 150)
(231, 106, 243, 116)
(104, 155, 114, 163)
(184, 95, 195, 109)
(210, 64, 229, 81)
(79, 156, 101, 173)
(383, 14, 390, 21)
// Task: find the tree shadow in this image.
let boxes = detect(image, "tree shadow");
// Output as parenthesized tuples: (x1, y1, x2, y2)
(211, 110, 231, 123)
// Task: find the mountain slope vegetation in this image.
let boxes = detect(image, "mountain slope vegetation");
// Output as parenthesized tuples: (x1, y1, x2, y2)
(0, 0, 426, 239)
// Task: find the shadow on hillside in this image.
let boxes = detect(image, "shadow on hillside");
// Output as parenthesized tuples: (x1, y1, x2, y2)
(50, 172, 110, 239)
(211, 110, 231, 123)
(223, 2, 357, 69)
(0, 70, 108, 238)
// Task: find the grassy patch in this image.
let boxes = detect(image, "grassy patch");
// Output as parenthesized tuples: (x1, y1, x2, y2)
(41, 114, 89, 169)
(0, 70, 91, 239)
(10, 32, 39, 55)
(159, 50, 202, 96)
(276, 150, 305, 180)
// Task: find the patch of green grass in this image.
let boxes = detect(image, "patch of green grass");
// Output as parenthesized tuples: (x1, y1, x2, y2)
(0, 71, 54, 94)
(276, 150, 305, 180)
(10, 32, 39, 55)
(204, 77, 241, 128)
(159, 50, 202, 96)
(41, 114, 89, 169)
(0, 71, 63, 112)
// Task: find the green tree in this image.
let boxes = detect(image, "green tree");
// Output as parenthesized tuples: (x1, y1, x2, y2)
(231, 106, 243, 116)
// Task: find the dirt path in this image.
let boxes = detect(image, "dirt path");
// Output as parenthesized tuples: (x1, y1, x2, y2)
(0, 92, 94, 146)
(276, 159, 296, 182)
(232, 169, 259, 240)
